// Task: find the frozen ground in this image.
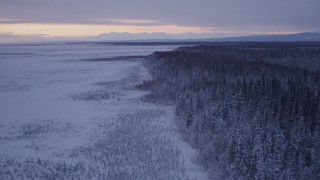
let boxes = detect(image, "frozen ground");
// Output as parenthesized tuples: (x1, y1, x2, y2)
(0, 43, 208, 179)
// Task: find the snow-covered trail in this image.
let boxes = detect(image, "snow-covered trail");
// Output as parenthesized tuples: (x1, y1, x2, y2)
(0, 43, 208, 179)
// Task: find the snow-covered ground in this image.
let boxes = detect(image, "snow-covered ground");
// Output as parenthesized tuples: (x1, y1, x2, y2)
(0, 43, 208, 179)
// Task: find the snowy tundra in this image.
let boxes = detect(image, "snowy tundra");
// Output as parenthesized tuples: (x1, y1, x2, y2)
(0, 43, 208, 179)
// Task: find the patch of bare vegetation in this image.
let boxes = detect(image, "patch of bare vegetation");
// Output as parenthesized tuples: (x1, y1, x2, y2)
(72, 90, 112, 101)
(0, 110, 185, 179)
(8, 119, 74, 140)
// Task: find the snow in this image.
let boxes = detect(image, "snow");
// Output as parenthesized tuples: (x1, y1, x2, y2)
(0, 43, 208, 179)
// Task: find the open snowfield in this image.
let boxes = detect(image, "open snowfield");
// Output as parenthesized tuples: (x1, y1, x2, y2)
(0, 43, 207, 179)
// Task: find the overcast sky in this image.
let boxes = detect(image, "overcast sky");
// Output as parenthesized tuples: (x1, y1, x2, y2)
(0, 0, 319, 42)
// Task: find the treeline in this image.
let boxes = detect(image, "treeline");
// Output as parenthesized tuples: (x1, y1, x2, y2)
(143, 44, 320, 179)
(175, 43, 320, 72)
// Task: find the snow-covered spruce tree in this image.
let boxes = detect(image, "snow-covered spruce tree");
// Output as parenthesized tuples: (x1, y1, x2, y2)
(143, 43, 320, 179)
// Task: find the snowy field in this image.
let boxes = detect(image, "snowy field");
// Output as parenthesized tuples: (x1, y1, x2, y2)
(0, 43, 207, 179)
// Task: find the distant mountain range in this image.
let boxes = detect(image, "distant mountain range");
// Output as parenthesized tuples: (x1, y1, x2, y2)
(2, 30, 319, 44)
(96, 30, 320, 42)
(205, 30, 320, 42)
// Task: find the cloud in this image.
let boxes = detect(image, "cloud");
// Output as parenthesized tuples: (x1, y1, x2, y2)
(0, 18, 14, 22)
(0, 23, 215, 38)
(0, 0, 319, 29)
(1, 0, 318, 43)
(96, 32, 182, 40)
(102, 18, 160, 25)
(0, 33, 58, 43)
